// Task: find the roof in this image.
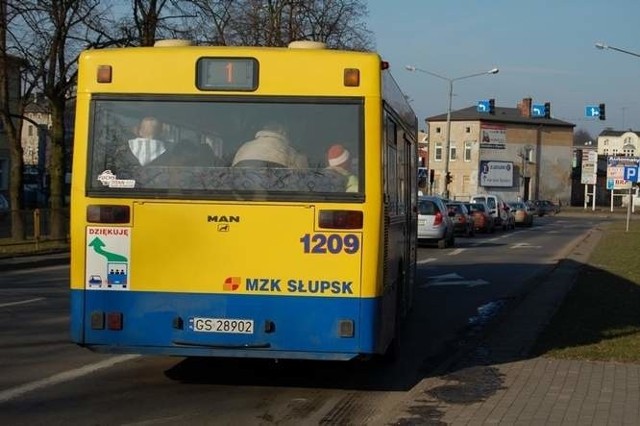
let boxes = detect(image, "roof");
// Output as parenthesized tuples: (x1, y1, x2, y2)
(598, 129, 640, 137)
(426, 106, 575, 128)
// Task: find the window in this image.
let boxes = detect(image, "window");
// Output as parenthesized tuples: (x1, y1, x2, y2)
(436, 127, 441, 133)
(464, 141, 472, 162)
(450, 144, 457, 161)
(28, 125, 33, 136)
(87, 96, 364, 198)
(434, 143, 442, 161)
(465, 127, 471, 133)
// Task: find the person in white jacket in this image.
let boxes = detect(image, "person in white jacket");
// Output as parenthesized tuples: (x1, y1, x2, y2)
(232, 122, 308, 168)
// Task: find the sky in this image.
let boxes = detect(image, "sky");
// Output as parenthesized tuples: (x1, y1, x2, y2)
(367, 0, 640, 139)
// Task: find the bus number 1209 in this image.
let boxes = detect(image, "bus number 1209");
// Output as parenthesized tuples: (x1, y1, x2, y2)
(300, 233, 360, 254)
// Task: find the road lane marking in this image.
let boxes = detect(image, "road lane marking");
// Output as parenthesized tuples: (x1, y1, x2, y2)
(0, 354, 140, 404)
(417, 258, 436, 265)
(0, 298, 45, 308)
(511, 242, 542, 249)
(420, 273, 489, 288)
(448, 248, 465, 255)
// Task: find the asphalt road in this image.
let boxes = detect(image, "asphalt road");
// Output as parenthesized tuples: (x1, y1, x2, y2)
(0, 215, 605, 425)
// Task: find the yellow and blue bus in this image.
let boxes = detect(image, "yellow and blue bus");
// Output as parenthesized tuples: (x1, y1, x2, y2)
(70, 39, 418, 361)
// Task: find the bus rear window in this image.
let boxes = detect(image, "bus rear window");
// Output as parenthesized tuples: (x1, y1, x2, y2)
(88, 97, 363, 199)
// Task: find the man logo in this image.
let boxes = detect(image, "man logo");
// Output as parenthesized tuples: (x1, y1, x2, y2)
(218, 224, 230, 232)
(223, 276, 240, 291)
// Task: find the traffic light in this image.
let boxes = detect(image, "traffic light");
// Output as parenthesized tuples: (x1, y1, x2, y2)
(599, 103, 606, 120)
(445, 172, 453, 185)
(544, 102, 551, 119)
(489, 98, 495, 115)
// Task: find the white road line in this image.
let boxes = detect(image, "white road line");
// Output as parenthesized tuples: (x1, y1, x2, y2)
(0, 354, 140, 404)
(417, 258, 436, 265)
(0, 298, 45, 308)
(448, 248, 465, 255)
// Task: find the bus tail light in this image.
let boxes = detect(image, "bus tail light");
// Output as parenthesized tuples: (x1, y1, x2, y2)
(87, 205, 130, 223)
(344, 68, 360, 87)
(339, 320, 354, 338)
(97, 65, 112, 83)
(91, 312, 104, 330)
(319, 210, 363, 229)
(107, 312, 123, 330)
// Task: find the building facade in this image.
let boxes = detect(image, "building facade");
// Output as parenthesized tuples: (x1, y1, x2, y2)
(426, 97, 575, 203)
(597, 129, 639, 157)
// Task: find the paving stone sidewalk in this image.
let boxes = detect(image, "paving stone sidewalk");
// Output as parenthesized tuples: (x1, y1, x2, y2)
(387, 221, 640, 425)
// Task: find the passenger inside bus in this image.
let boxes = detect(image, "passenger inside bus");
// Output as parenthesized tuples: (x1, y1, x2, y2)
(325, 143, 358, 192)
(127, 116, 170, 166)
(231, 121, 308, 169)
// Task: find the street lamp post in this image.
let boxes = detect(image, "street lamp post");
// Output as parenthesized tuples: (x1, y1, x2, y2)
(405, 66, 499, 199)
(595, 42, 640, 58)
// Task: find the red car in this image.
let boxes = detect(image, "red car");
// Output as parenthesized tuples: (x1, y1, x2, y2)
(464, 202, 495, 233)
(446, 202, 475, 237)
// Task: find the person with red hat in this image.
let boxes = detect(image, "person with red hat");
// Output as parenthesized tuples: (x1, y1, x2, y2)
(326, 144, 358, 192)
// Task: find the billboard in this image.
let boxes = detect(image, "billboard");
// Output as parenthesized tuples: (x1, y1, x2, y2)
(580, 150, 597, 185)
(479, 160, 514, 187)
(480, 125, 506, 150)
(607, 157, 640, 190)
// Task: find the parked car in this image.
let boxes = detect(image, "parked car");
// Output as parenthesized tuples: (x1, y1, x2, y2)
(525, 200, 540, 217)
(470, 193, 514, 230)
(508, 201, 534, 227)
(464, 202, 495, 233)
(418, 195, 455, 249)
(0, 194, 8, 220)
(533, 200, 560, 216)
(446, 201, 475, 237)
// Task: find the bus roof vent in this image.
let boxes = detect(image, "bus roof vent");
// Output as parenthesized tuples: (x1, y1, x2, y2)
(288, 40, 326, 49)
(154, 39, 193, 47)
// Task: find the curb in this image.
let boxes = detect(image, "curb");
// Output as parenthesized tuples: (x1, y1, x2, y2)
(0, 252, 70, 271)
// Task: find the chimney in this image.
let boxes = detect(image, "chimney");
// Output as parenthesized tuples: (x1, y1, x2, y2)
(517, 97, 532, 118)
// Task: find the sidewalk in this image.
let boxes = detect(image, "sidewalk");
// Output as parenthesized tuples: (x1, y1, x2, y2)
(387, 217, 640, 424)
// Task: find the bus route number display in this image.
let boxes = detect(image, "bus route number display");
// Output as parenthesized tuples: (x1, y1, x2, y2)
(196, 57, 258, 91)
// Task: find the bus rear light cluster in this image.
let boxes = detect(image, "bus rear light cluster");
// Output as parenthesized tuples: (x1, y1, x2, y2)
(338, 320, 354, 338)
(87, 205, 130, 223)
(343, 68, 360, 87)
(97, 65, 112, 83)
(90, 311, 123, 330)
(319, 210, 363, 229)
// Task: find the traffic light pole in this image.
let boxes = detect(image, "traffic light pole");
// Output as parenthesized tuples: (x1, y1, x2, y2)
(443, 80, 453, 199)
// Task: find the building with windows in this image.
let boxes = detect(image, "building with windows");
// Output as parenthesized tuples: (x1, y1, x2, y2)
(425, 97, 575, 203)
(597, 129, 639, 157)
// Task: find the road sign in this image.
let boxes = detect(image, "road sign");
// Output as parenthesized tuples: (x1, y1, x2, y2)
(531, 104, 545, 117)
(624, 166, 639, 182)
(585, 105, 601, 118)
(581, 149, 597, 184)
(477, 100, 490, 113)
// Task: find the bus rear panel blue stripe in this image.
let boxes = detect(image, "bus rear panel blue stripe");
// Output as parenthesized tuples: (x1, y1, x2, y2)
(70, 290, 382, 360)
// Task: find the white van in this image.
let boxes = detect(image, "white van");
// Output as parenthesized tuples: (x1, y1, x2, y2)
(470, 193, 514, 230)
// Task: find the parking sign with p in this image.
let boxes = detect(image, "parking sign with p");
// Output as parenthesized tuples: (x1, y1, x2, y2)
(624, 166, 640, 182)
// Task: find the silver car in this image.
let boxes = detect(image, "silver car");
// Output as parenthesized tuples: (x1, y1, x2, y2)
(417, 195, 455, 248)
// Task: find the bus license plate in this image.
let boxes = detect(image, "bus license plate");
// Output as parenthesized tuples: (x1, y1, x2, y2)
(191, 317, 254, 334)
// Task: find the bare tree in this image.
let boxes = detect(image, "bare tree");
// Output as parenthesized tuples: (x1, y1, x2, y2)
(7, 0, 109, 240)
(107, 0, 197, 47)
(0, 1, 27, 240)
(574, 128, 594, 146)
(189, 0, 373, 49)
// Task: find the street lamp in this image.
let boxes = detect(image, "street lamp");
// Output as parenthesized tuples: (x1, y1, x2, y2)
(595, 42, 640, 58)
(405, 65, 499, 199)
